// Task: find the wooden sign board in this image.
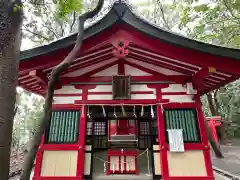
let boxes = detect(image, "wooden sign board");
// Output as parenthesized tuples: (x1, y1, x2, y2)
(112, 75, 131, 100)
(167, 129, 185, 152)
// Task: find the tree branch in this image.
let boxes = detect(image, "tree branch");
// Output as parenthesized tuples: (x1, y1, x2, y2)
(157, 0, 170, 30)
(19, 0, 104, 179)
(22, 25, 51, 42)
(69, 12, 76, 33)
(42, 23, 61, 39)
(222, 0, 240, 21)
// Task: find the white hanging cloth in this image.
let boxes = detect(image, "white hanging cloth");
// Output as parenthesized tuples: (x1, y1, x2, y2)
(141, 105, 144, 116)
(87, 105, 91, 118)
(121, 104, 126, 116)
(104, 162, 106, 173)
(113, 106, 117, 118)
(151, 105, 155, 118)
(126, 162, 129, 172)
(147, 148, 150, 175)
(102, 105, 106, 117)
(133, 105, 137, 118)
(113, 163, 115, 173)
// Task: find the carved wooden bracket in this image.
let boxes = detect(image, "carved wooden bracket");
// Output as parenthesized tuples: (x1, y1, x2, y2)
(112, 39, 129, 58)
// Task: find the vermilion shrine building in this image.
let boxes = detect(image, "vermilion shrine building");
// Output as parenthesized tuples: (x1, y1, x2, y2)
(19, 1, 240, 180)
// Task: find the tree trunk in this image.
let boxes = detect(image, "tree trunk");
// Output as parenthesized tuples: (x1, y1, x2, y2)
(0, 1, 22, 180)
(218, 123, 228, 144)
(206, 91, 224, 157)
(206, 92, 218, 116)
(213, 90, 228, 144)
(20, 1, 104, 179)
(205, 121, 224, 158)
(213, 90, 220, 115)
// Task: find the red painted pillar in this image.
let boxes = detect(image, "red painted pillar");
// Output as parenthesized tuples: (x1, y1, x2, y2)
(196, 95, 214, 178)
(33, 134, 45, 178)
(157, 104, 169, 179)
(76, 89, 87, 179)
(147, 84, 170, 179)
(209, 120, 219, 144)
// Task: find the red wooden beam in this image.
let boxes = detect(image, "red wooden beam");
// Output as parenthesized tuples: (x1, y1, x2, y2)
(129, 46, 199, 73)
(62, 54, 114, 75)
(29, 70, 48, 88)
(44, 48, 113, 75)
(121, 26, 240, 76)
(124, 60, 166, 76)
(118, 59, 125, 75)
(19, 25, 118, 73)
(60, 75, 189, 84)
(20, 24, 240, 78)
(192, 67, 216, 89)
(127, 54, 193, 76)
(70, 59, 118, 78)
(68, 48, 113, 68)
(20, 77, 36, 84)
(75, 99, 169, 105)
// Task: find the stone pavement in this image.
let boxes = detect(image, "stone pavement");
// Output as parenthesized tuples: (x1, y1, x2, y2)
(214, 172, 231, 180)
(211, 145, 240, 177)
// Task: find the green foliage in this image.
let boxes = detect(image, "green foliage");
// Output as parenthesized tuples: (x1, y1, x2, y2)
(12, 89, 44, 150)
(13, 4, 23, 12)
(179, 7, 191, 29)
(178, 0, 240, 48)
(217, 80, 240, 138)
(55, 0, 83, 19)
(193, 4, 209, 12)
(21, 0, 86, 48)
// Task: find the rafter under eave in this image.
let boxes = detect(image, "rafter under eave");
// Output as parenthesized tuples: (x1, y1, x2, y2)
(192, 67, 216, 89)
(29, 70, 48, 88)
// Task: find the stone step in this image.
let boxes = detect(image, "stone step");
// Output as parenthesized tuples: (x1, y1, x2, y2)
(110, 134, 137, 141)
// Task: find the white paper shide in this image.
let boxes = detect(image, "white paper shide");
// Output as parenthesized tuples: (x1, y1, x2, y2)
(167, 129, 185, 152)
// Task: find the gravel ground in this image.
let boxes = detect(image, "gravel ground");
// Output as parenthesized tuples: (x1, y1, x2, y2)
(214, 172, 232, 180)
(211, 145, 240, 177)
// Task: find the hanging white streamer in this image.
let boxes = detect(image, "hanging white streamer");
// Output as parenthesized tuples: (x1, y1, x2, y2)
(102, 105, 106, 117)
(146, 148, 151, 176)
(113, 106, 117, 118)
(161, 104, 164, 113)
(141, 105, 144, 116)
(94, 148, 148, 164)
(126, 162, 129, 172)
(104, 162, 106, 173)
(87, 105, 91, 118)
(121, 160, 124, 173)
(151, 105, 155, 118)
(121, 104, 126, 116)
(133, 105, 137, 118)
(113, 163, 115, 173)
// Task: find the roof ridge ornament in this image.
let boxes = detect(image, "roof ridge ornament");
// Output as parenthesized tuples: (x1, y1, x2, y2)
(112, 39, 129, 58)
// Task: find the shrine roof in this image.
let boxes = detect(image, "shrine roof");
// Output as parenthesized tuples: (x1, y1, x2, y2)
(20, 2, 240, 60)
(19, 2, 240, 95)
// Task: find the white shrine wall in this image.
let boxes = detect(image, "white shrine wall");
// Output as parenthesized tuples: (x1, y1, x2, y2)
(53, 85, 82, 104)
(87, 84, 156, 100)
(53, 63, 197, 104)
(161, 84, 196, 103)
(52, 83, 197, 104)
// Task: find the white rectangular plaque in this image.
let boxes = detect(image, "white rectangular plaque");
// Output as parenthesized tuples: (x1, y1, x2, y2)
(167, 129, 185, 152)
